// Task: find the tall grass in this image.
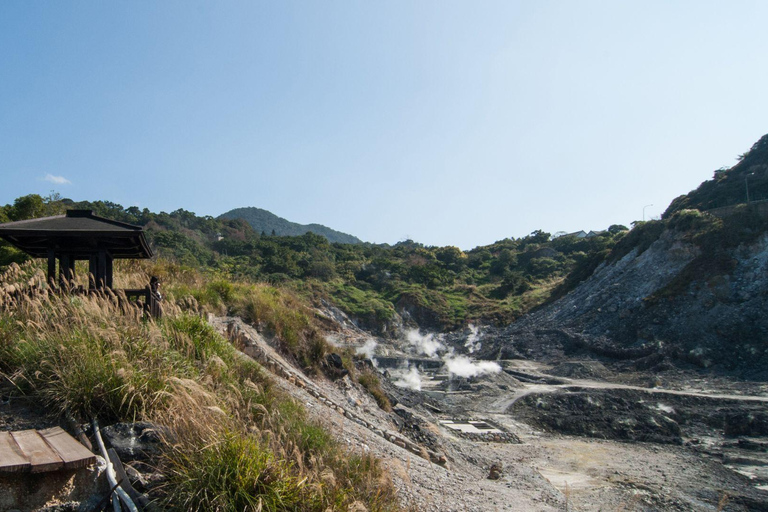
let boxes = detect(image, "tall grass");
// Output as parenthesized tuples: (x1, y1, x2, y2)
(0, 264, 401, 511)
(167, 278, 335, 374)
(164, 431, 304, 512)
(0, 292, 185, 421)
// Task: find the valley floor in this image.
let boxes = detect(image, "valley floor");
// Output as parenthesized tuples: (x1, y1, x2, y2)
(3, 314, 766, 511)
(216, 317, 768, 512)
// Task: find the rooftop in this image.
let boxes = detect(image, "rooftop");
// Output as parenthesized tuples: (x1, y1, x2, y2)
(0, 210, 152, 259)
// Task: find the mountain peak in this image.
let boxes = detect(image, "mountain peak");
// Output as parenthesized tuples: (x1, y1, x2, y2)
(218, 207, 363, 244)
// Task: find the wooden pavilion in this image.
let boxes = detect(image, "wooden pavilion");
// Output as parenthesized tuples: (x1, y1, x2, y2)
(0, 209, 152, 289)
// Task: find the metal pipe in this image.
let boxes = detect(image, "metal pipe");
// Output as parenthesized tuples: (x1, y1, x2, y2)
(92, 419, 139, 512)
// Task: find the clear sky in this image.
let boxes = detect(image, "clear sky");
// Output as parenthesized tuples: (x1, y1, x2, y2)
(2, 1, 767, 249)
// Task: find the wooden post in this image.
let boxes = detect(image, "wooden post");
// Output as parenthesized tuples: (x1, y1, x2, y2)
(106, 255, 113, 289)
(89, 255, 98, 290)
(47, 249, 56, 285)
(60, 254, 71, 287)
(97, 250, 107, 289)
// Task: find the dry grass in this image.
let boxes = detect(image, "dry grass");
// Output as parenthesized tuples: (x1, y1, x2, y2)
(357, 369, 392, 412)
(0, 260, 402, 511)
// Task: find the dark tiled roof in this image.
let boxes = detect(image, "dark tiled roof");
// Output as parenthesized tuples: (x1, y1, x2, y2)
(0, 210, 141, 232)
(0, 210, 152, 259)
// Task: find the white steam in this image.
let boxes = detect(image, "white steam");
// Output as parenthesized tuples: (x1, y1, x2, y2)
(405, 329, 444, 357)
(393, 365, 423, 391)
(464, 324, 482, 353)
(394, 328, 498, 386)
(356, 338, 378, 361)
(444, 355, 501, 378)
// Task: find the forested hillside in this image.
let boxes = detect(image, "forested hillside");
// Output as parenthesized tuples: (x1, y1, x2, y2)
(220, 206, 363, 244)
(0, 194, 627, 333)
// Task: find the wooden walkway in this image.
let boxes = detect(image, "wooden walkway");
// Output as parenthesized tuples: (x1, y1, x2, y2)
(0, 427, 96, 473)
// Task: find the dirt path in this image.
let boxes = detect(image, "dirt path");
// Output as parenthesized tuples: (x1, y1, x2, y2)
(492, 363, 768, 413)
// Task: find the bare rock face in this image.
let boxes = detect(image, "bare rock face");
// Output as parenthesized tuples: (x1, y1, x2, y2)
(547, 360, 611, 380)
(479, 229, 768, 379)
(510, 390, 683, 445)
(324, 352, 349, 379)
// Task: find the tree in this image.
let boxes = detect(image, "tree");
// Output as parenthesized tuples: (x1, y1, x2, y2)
(607, 224, 628, 234)
(45, 191, 62, 203)
(9, 194, 45, 221)
(490, 248, 517, 275)
(527, 229, 551, 244)
(435, 246, 466, 272)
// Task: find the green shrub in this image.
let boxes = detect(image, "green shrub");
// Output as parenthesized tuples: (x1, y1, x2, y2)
(357, 370, 391, 411)
(608, 220, 666, 263)
(668, 209, 720, 233)
(162, 432, 305, 512)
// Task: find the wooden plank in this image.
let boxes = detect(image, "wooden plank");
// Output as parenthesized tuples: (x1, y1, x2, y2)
(40, 427, 96, 470)
(11, 429, 63, 473)
(0, 431, 30, 472)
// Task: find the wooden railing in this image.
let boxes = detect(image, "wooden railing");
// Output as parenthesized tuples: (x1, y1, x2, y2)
(0, 280, 162, 319)
(123, 287, 162, 319)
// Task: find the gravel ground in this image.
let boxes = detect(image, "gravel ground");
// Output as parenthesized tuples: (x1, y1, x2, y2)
(213, 316, 768, 512)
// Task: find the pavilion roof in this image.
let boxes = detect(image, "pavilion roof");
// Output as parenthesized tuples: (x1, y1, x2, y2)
(0, 210, 153, 259)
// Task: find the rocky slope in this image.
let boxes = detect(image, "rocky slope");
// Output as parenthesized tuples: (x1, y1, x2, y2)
(221, 311, 768, 511)
(470, 134, 768, 380)
(475, 223, 768, 379)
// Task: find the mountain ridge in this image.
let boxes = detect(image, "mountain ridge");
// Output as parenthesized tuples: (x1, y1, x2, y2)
(474, 133, 768, 379)
(218, 206, 363, 244)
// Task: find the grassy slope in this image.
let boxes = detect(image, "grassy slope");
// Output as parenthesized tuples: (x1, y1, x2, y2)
(0, 260, 398, 511)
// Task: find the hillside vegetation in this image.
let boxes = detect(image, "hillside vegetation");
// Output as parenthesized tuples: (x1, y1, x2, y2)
(0, 259, 398, 511)
(219, 206, 363, 245)
(0, 195, 628, 333)
(665, 133, 768, 215)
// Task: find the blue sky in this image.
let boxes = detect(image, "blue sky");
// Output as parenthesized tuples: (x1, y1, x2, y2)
(2, 1, 767, 249)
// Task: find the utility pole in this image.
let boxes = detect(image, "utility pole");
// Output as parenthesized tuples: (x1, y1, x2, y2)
(643, 204, 654, 221)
